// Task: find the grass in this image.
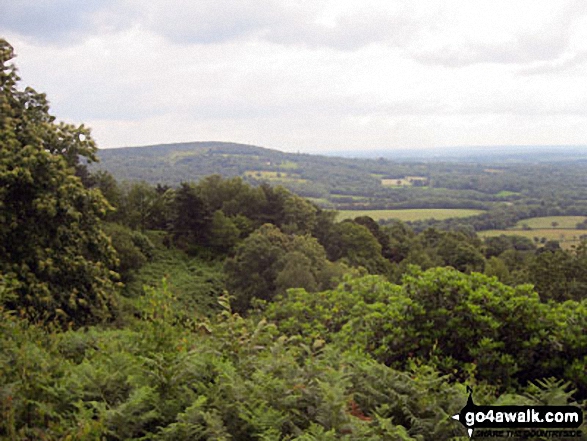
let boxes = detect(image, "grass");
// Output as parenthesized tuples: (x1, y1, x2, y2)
(336, 208, 485, 222)
(495, 191, 520, 197)
(479, 229, 587, 250)
(244, 170, 308, 183)
(279, 161, 299, 170)
(306, 197, 333, 208)
(381, 176, 427, 187)
(513, 216, 587, 229)
(330, 194, 369, 200)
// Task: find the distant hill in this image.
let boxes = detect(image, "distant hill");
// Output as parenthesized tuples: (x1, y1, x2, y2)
(93, 141, 587, 213)
(95, 141, 435, 204)
(329, 145, 587, 163)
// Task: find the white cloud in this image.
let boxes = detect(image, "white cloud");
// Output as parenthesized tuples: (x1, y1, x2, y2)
(2, 1, 587, 152)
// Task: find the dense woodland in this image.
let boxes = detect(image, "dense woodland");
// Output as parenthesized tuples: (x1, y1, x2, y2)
(1, 39, 587, 440)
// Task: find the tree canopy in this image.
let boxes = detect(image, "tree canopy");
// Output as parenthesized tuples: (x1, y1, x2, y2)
(0, 39, 119, 326)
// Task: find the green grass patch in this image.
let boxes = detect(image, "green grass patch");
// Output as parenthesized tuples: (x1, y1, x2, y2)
(479, 229, 587, 250)
(381, 176, 427, 187)
(336, 208, 485, 222)
(244, 170, 308, 183)
(278, 160, 299, 170)
(306, 197, 333, 208)
(495, 191, 520, 197)
(513, 216, 587, 229)
(168, 150, 208, 163)
(330, 194, 369, 200)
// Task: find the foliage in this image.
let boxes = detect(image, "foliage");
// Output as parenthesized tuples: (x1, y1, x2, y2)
(1, 280, 585, 440)
(266, 268, 587, 396)
(170, 182, 213, 252)
(225, 224, 345, 312)
(0, 39, 119, 327)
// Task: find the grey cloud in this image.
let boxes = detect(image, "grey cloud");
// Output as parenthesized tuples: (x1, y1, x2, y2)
(133, 1, 424, 50)
(411, 32, 571, 68)
(0, 1, 437, 51)
(142, 0, 284, 44)
(263, 7, 422, 50)
(518, 51, 587, 75)
(411, 1, 587, 67)
(0, 0, 133, 43)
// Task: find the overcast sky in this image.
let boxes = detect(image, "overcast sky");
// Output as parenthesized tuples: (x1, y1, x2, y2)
(2, 0, 587, 153)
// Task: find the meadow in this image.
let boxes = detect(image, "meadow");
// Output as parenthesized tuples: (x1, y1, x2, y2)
(336, 208, 485, 222)
(512, 216, 586, 229)
(244, 170, 308, 183)
(479, 228, 587, 249)
(380, 176, 427, 187)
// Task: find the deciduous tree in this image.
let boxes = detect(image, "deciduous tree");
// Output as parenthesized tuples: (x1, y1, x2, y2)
(0, 39, 119, 326)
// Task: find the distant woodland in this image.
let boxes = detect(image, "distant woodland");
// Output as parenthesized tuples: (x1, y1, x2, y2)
(2, 38, 586, 440)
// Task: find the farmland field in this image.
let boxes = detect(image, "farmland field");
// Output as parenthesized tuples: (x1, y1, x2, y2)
(336, 208, 485, 222)
(381, 176, 427, 187)
(244, 170, 308, 183)
(478, 229, 587, 249)
(512, 216, 587, 229)
(495, 190, 520, 197)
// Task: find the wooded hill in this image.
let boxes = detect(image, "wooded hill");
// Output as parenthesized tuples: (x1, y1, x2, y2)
(96, 141, 587, 235)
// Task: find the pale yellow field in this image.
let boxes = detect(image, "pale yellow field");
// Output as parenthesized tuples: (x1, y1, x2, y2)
(244, 170, 307, 183)
(513, 216, 587, 229)
(479, 229, 587, 250)
(336, 208, 485, 222)
(381, 176, 427, 187)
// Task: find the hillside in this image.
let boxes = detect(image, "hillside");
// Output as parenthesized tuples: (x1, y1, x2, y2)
(95, 141, 587, 220)
(96, 141, 423, 200)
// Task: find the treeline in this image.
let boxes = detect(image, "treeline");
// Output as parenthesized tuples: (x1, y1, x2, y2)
(391, 202, 587, 233)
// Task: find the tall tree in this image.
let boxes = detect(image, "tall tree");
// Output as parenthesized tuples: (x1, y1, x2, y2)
(170, 182, 212, 250)
(0, 39, 119, 326)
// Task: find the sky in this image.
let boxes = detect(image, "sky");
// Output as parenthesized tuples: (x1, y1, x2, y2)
(2, 0, 587, 153)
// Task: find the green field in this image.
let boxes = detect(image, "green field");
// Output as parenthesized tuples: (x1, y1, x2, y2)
(381, 176, 427, 187)
(495, 190, 520, 197)
(244, 170, 308, 183)
(479, 229, 587, 250)
(336, 208, 485, 222)
(513, 216, 586, 229)
(330, 194, 369, 200)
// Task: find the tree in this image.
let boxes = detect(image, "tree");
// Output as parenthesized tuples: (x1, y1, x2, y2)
(325, 221, 391, 275)
(119, 181, 159, 231)
(170, 182, 212, 251)
(208, 210, 240, 253)
(224, 224, 289, 311)
(225, 224, 344, 311)
(0, 39, 119, 326)
(353, 216, 393, 260)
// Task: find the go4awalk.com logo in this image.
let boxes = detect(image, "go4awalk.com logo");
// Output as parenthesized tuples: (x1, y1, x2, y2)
(452, 387, 583, 438)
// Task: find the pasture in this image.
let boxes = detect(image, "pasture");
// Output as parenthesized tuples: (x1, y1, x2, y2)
(478, 229, 587, 250)
(513, 216, 587, 229)
(244, 170, 308, 183)
(336, 208, 485, 222)
(381, 176, 428, 187)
